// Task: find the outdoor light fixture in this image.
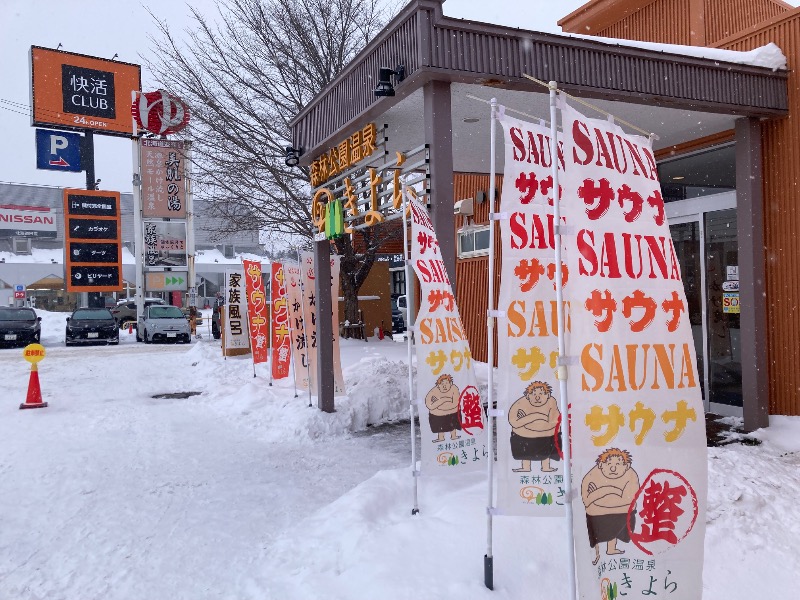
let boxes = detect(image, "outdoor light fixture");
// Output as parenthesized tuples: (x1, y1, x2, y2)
(374, 65, 406, 97)
(285, 146, 302, 167)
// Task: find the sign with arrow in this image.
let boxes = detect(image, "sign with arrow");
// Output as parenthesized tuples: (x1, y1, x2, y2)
(145, 271, 188, 292)
(35, 128, 82, 172)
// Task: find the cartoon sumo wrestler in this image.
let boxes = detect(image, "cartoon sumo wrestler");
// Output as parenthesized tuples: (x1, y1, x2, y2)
(508, 381, 561, 473)
(581, 448, 640, 566)
(425, 374, 462, 443)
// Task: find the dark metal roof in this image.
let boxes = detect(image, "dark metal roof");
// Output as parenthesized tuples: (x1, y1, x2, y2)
(291, 0, 789, 159)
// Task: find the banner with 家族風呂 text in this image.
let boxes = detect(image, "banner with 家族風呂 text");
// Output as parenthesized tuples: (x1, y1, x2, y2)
(223, 266, 249, 351)
(242, 259, 268, 364)
(408, 190, 488, 474)
(495, 111, 568, 516)
(560, 99, 706, 599)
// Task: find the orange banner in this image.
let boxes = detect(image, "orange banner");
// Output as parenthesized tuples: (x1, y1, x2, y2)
(242, 260, 268, 364)
(271, 263, 291, 379)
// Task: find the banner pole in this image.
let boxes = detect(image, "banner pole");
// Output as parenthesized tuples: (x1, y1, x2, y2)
(297, 247, 313, 408)
(550, 81, 578, 600)
(268, 264, 273, 386)
(483, 97, 498, 591)
(402, 188, 420, 516)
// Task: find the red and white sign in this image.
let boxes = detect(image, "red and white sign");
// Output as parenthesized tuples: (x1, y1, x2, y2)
(560, 99, 706, 599)
(408, 190, 488, 475)
(496, 112, 567, 516)
(271, 263, 291, 380)
(132, 90, 190, 136)
(0, 204, 57, 238)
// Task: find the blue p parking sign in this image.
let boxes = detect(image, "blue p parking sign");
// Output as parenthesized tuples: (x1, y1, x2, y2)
(35, 128, 82, 172)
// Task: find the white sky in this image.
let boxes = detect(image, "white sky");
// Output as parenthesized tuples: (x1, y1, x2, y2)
(0, 0, 796, 193)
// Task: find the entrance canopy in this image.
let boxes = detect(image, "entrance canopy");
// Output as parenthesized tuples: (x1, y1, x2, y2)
(290, 0, 788, 162)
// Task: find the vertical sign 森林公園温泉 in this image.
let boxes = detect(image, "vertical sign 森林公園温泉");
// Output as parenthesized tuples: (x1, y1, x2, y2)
(560, 99, 706, 600)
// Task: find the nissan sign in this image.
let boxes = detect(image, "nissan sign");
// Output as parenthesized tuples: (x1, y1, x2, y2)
(0, 204, 57, 239)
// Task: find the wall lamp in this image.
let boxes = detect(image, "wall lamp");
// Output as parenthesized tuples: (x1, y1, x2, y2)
(374, 65, 406, 97)
(285, 146, 302, 167)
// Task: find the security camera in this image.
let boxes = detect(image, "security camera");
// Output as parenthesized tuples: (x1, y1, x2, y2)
(453, 198, 474, 216)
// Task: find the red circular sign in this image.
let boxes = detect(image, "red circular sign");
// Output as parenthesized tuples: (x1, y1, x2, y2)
(132, 90, 190, 135)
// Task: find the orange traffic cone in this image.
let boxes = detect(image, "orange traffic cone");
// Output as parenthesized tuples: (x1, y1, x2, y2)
(20, 363, 48, 410)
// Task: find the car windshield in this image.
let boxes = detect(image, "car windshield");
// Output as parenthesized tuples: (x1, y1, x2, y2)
(149, 306, 185, 319)
(0, 308, 36, 321)
(73, 309, 113, 320)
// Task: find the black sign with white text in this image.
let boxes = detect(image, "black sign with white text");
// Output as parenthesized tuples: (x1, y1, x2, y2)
(69, 266, 120, 288)
(66, 193, 118, 217)
(69, 242, 119, 264)
(61, 64, 116, 120)
(67, 218, 118, 240)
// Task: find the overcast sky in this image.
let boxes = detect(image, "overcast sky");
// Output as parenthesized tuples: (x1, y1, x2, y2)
(0, 0, 794, 193)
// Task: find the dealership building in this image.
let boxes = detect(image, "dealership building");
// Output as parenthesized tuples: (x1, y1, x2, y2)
(0, 181, 264, 310)
(291, 0, 800, 424)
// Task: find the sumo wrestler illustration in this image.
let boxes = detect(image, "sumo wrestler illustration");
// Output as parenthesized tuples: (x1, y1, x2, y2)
(508, 381, 561, 473)
(581, 448, 640, 565)
(425, 374, 462, 443)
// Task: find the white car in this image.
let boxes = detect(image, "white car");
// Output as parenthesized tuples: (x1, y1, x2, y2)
(137, 305, 192, 344)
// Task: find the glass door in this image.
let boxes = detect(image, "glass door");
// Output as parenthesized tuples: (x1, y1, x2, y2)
(704, 209, 742, 408)
(669, 216, 707, 409)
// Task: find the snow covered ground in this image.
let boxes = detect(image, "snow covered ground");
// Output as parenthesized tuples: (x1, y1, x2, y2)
(1, 309, 798, 599)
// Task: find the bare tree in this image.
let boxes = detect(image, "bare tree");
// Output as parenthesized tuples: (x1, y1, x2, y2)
(146, 0, 402, 322)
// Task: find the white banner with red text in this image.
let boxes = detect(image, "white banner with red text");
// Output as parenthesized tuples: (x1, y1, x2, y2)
(408, 191, 488, 474)
(496, 111, 568, 516)
(561, 99, 706, 600)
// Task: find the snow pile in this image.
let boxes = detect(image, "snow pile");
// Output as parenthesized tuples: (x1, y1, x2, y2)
(563, 35, 788, 71)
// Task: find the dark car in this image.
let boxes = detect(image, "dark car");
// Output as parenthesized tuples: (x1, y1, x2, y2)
(65, 308, 119, 346)
(110, 297, 165, 329)
(0, 307, 42, 348)
(391, 307, 405, 334)
(211, 297, 224, 340)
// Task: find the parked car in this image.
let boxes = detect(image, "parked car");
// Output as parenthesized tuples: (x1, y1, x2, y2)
(110, 297, 165, 328)
(396, 294, 408, 326)
(137, 304, 191, 344)
(391, 303, 405, 334)
(180, 306, 203, 326)
(0, 307, 42, 348)
(65, 308, 119, 346)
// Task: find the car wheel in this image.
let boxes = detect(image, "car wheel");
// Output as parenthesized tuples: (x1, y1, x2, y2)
(144, 330, 151, 344)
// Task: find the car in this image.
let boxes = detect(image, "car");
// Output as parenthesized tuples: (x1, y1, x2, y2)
(110, 297, 166, 328)
(180, 306, 204, 326)
(391, 304, 405, 334)
(137, 304, 191, 344)
(0, 307, 42, 348)
(395, 294, 408, 326)
(65, 308, 119, 346)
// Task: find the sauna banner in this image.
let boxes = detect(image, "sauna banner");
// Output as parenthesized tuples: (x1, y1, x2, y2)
(408, 191, 488, 474)
(560, 100, 707, 600)
(496, 111, 567, 516)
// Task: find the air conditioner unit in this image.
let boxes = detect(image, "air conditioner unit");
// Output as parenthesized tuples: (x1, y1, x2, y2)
(12, 237, 32, 255)
(454, 198, 474, 216)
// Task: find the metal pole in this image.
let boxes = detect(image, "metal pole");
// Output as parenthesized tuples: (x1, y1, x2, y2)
(550, 81, 578, 600)
(402, 188, 419, 516)
(131, 92, 144, 335)
(186, 140, 196, 334)
(297, 247, 313, 408)
(484, 97, 498, 591)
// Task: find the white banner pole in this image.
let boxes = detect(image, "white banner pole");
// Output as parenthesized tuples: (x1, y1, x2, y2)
(268, 265, 273, 387)
(402, 188, 419, 515)
(297, 247, 313, 408)
(484, 97, 498, 590)
(550, 81, 578, 600)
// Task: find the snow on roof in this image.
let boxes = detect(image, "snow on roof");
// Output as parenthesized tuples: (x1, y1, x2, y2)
(0, 247, 267, 266)
(560, 35, 787, 71)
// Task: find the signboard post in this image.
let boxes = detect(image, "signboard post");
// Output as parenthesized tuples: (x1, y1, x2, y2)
(63, 189, 122, 293)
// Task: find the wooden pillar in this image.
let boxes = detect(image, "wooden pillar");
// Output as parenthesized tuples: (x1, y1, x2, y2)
(735, 117, 769, 431)
(423, 80, 456, 287)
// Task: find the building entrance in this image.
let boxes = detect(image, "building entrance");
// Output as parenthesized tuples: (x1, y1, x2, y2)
(667, 192, 741, 416)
